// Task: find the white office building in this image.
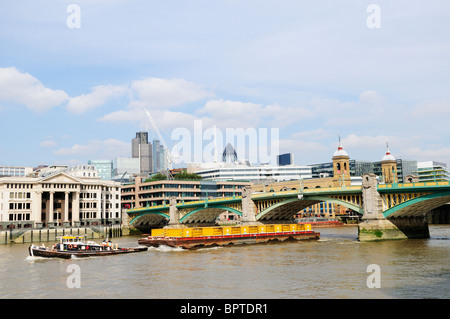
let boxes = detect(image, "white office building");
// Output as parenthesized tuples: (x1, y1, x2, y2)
(0, 166, 33, 177)
(112, 157, 140, 181)
(417, 161, 449, 182)
(189, 162, 312, 182)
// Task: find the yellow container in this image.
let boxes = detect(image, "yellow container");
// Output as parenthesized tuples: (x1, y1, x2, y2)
(282, 224, 290, 232)
(223, 227, 232, 235)
(266, 225, 274, 233)
(304, 224, 311, 231)
(192, 228, 203, 237)
(249, 226, 258, 234)
(151, 228, 165, 237)
(231, 226, 241, 235)
(275, 225, 282, 232)
(290, 224, 297, 232)
(165, 229, 182, 237)
(258, 225, 266, 233)
(297, 224, 305, 231)
(183, 228, 192, 237)
(213, 227, 223, 236)
(202, 227, 215, 236)
(241, 226, 248, 234)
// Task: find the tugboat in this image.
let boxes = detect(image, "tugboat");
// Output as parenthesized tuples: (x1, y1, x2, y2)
(28, 235, 148, 259)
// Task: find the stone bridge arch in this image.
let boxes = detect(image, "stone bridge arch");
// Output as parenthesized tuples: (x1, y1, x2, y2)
(129, 211, 170, 229)
(383, 192, 450, 218)
(180, 206, 243, 224)
(255, 196, 363, 221)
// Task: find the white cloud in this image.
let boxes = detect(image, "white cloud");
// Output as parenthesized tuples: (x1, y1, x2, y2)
(40, 140, 57, 147)
(403, 146, 450, 164)
(359, 90, 385, 106)
(196, 99, 313, 129)
(98, 108, 210, 133)
(197, 99, 264, 128)
(412, 100, 450, 117)
(67, 84, 128, 114)
(291, 129, 333, 141)
(54, 139, 130, 159)
(130, 78, 212, 108)
(0, 67, 68, 112)
(341, 134, 398, 150)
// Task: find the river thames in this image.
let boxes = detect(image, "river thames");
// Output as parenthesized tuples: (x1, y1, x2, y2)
(0, 225, 449, 299)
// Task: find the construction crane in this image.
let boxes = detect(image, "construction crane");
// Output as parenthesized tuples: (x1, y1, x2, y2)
(143, 108, 179, 170)
(119, 171, 127, 183)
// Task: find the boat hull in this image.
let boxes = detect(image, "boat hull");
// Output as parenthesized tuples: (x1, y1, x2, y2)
(29, 245, 148, 259)
(138, 231, 320, 249)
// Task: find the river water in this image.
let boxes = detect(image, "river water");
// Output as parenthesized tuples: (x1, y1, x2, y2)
(0, 225, 449, 299)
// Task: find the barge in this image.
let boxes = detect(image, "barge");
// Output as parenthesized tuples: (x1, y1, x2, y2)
(29, 235, 148, 259)
(138, 223, 320, 249)
(297, 218, 344, 227)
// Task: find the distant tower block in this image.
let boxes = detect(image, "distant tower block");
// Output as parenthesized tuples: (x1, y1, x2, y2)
(222, 143, 238, 163)
(381, 143, 397, 184)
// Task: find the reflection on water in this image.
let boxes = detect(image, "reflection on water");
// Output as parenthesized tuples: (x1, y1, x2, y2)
(0, 225, 449, 298)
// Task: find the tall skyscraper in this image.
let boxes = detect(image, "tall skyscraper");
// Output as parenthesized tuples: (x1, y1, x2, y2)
(132, 132, 153, 176)
(152, 139, 166, 172)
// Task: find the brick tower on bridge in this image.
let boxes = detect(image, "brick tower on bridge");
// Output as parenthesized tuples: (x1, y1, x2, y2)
(332, 138, 351, 187)
(381, 143, 397, 184)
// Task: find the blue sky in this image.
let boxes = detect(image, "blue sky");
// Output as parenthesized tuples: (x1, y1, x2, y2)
(1, 0, 450, 168)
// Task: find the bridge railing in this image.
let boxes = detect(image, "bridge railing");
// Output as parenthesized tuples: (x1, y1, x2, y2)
(378, 181, 450, 190)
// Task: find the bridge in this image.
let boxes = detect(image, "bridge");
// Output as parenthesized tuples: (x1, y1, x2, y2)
(126, 174, 450, 241)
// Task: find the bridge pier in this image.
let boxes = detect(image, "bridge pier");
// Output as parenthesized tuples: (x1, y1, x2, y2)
(240, 187, 263, 226)
(358, 174, 430, 241)
(167, 197, 184, 228)
(358, 217, 429, 241)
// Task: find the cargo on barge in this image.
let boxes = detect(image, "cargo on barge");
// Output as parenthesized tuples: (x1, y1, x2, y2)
(138, 223, 320, 249)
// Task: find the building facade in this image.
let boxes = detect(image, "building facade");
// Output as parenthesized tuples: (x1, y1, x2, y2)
(277, 153, 294, 166)
(112, 157, 140, 181)
(417, 161, 450, 182)
(121, 177, 251, 210)
(152, 139, 166, 172)
(190, 163, 312, 182)
(0, 166, 33, 177)
(0, 172, 121, 230)
(132, 132, 153, 176)
(88, 160, 113, 180)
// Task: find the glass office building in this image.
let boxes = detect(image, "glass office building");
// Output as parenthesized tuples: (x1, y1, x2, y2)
(88, 160, 113, 180)
(416, 161, 449, 182)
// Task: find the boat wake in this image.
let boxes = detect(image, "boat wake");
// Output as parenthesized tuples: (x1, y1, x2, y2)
(147, 245, 223, 252)
(196, 246, 223, 251)
(148, 245, 185, 252)
(25, 255, 47, 262)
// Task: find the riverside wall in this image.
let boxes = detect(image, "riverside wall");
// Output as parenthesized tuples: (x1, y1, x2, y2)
(0, 224, 124, 245)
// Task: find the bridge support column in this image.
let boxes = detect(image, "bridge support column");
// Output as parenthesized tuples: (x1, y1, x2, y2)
(358, 174, 430, 241)
(241, 187, 263, 225)
(167, 197, 183, 228)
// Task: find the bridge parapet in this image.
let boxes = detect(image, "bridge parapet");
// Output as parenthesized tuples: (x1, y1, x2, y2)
(378, 180, 450, 192)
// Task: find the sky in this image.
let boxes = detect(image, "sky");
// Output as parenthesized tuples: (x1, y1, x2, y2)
(1, 0, 450, 169)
